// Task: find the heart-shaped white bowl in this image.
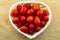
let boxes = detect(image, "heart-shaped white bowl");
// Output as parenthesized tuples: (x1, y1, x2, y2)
(9, 1, 52, 39)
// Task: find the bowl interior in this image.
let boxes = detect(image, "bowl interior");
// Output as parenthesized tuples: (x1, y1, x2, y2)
(9, 1, 52, 39)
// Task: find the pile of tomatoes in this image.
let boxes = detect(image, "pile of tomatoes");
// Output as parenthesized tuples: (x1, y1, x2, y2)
(11, 3, 49, 35)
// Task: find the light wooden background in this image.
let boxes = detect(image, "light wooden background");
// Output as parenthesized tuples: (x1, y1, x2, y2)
(0, 0, 60, 40)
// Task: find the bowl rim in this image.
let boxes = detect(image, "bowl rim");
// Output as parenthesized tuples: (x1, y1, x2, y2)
(9, 1, 52, 39)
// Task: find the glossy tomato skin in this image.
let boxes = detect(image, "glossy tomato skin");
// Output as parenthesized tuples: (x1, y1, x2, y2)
(32, 4, 40, 11)
(37, 10, 43, 17)
(34, 16, 40, 26)
(20, 16, 26, 23)
(17, 4, 22, 10)
(27, 9, 34, 16)
(25, 23, 29, 27)
(20, 7, 27, 15)
(20, 26, 28, 33)
(29, 24, 34, 29)
(35, 26, 41, 32)
(18, 16, 21, 20)
(40, 20, 46, 27)
(11, 8, 18, 17)
(29, 29, 34, 35)
(11, 3, 49, 35)
(27, 16, 34, 23)
(23, 4, 31, 9)
(43, 15, 49, 22)
(43, 10, 49, 16)
(12, 17, 19, 24)
(17, 22, 22, 28)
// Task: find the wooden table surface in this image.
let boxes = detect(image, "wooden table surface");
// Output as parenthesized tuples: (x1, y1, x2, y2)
(0, 0, 60, 40)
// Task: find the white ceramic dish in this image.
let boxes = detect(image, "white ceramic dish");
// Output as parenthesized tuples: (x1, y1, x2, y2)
(9, 1, 52, 39)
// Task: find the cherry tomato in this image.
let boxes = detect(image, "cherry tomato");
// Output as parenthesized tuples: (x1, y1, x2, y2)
(32, 4, 40, 11)
(27, 9, 34, 16)
(23, 4, 31, 9)
(20, 16, 26, 23)
(27, 16, 34, 23)
(18, 16, 21, 20)
(34, 16, 40, 26)
(29, 24, 34, 29)
(20, 7, 27, 15)
(11, 3, 49, 35)
(43, 10, 49, 16)
(20, 26, 28, 33)
(17, 4, 22, 10)
(43, 15, 49, 22)
(25, 23, 29, 27)
(29, 29, 34, 35)
(17, 22, 22, 28)
(35, 26, 41, 32)
(11, 8, 18, 17)
(12, 17, 19, 24)
(37, 10, 43, 17)
(40, 20, 46, 27)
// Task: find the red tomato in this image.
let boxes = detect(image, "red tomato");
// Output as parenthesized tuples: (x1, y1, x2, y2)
(37, 10, 43, 17)
(35, 26, 41, 32)
(40, 20, 46, 27)
(25, 23, 29, 27)
(17, 4, 22, 10)
(34, 16, 40, 26)
(17, 22, 22, 28)
(11, 8, 18, 17)
(27, 9, 34, 16)
(20, 7, 27, 15)
(20, 26, 28, 33)
(29, 29, 34, 35)
(43, 15, 49, 22)
(43, 10, 49, 16)
(27, 16, 34, 23)
(18, 16, 21, 20)
(23, 4, 31, 9)
(12, 17, 19, 24)
(11, 3, 49, 35)
(29, 24, 34, 29)
(20, 16, 26, 23)
(32, 4, 40, 11)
